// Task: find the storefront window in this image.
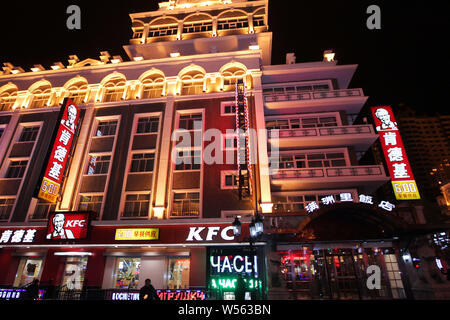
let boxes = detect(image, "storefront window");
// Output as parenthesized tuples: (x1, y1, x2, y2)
(168, 258, 190, 289)
(61, 257, 88, 290)
(113, 258, 141, 289)
(14, 258, 43, 287)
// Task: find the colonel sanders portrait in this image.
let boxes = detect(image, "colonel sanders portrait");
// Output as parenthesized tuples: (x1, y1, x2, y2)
(61, 104, 77, 132)
(46, 213, 75, 239)
(374, 108, 398, 131)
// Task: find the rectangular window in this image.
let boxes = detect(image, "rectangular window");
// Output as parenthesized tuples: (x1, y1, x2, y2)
(141, 85, 163, 99)
(175, 150, 201, 171)
(103, 88, 125, 102)
(68, 91, 87, 105)
(78, 195, 103, 214)
(148, 25, 178, 37)
(0, 198, 15, 221)
(19, 126, 40, 142)
(30, 94, 50, 108)
(13, 258, 43, 287)
(136, 117, 159, 134)
(122, 194, 150, 218)
(253, 15, 265, 27)
(181, 82, 203, 96)
(183, 21, 212, 33)
(86, 155, 111, 175)
(113, 258, 141, 289)
(178, 114, 202, 131)
(221, 171, 238, 189)
(171, 192, 200, 217)
(0, 96, 16, 111)
(130, 153, 155, 173)
(96, 120, 118, 137)
(168, 258, 190, 289)
(31, 199, 56, 220)
(6, 160, 28, 178)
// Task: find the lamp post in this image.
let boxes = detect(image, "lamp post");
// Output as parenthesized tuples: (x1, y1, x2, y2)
(232, 213, 264, 300)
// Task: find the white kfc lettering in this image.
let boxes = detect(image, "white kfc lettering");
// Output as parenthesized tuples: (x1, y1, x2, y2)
(65, 220, 86, 228)
(206, 227, 220, 241)
(186, 226, 235, 241)
(186, 227, 206, 241)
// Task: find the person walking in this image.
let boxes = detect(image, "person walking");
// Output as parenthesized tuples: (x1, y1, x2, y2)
(24, 279, 40, 300)
(235, 274, 246, 300)
(139, 278, 160, 301)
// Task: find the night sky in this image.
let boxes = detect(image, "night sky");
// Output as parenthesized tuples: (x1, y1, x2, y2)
(0, 0, 448, 115)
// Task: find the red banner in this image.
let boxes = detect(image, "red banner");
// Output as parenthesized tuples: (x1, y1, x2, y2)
(371, 106, 420, 200)
(38, 98, 80, 203)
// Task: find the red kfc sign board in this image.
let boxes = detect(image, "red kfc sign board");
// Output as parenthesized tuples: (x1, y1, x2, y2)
(46, 212, 90, 240)
(371, 106, 420, 200)
(38, 98, 80, 203)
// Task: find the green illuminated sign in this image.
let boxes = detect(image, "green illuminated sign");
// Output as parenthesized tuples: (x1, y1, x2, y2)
(210, 277, 262, 290)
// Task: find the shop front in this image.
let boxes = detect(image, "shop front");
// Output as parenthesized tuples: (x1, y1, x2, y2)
(0, 216, 252, 300)
(266, 203, 417, 300)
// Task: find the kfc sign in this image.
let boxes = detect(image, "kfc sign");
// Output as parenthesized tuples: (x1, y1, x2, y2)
(186, 226, 235, 242)
(38, 98, 80, 203)
(371, 106, 420, 200)
(46, 212, 90, 240)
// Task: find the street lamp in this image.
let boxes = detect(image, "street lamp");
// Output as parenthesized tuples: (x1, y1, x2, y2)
(232, 216, 242, 237)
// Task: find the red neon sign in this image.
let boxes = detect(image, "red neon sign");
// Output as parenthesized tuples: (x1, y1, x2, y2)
(371, 106, 420, 200)
(46, 212, 90, 240)
(38, 98, 80, 203)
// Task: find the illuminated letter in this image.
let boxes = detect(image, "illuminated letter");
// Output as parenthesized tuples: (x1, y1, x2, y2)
(221, 226, 235, 241)
(210, 256, 221, 273)
(233, 255, 244, 273)
(221, 256, 232, 273)
(186, 227, 205, 241)
(206, 227, 220, 241)
(66, 5, 81, 30)
(366, 5, 381, 30)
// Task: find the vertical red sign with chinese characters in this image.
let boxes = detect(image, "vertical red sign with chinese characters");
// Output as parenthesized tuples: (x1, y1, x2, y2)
(38, 99, 80, 203)
(371, 106, 420, 200)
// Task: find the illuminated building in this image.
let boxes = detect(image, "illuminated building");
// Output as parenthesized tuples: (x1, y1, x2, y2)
(0, 0, 449, 300)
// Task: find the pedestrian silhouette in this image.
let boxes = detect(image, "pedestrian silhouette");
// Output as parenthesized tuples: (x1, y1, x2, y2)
(139, 278, 160, 301)
(235, 274, 246, 300)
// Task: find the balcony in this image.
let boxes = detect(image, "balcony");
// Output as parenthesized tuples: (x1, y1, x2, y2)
(268, 124, 378, 149)
(270, 165, 389, 192)
(264, 88, 368, 114)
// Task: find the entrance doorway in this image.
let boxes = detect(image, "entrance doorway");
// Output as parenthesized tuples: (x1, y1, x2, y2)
(279, 246, 406, 300)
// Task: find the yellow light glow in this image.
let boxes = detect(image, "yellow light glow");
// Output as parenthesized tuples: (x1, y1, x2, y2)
(51, 66, 60, 70)
(323, 50, 335, 62)
(170, 52, 180, 57)
(133, 56, 144, 61)
(11, 69, 20, 74)
(111, 59, 121, 64)
(249, 44, 260, 50)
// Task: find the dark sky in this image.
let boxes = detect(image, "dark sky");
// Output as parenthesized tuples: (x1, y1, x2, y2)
(0, 0, 448, 115)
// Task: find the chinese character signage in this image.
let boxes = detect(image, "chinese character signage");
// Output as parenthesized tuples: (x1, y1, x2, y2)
(38, 98, 80, 203)
(371, 106, 420, 200)
(115, 228, 160, 241)
(0, 229, 37, 244)
(46, 212, 90, 240)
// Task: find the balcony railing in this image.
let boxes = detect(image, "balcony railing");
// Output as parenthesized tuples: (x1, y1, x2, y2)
(264, 88, 363, 103)
(272, 165, 384, 180)
(268, 124, 374, 139)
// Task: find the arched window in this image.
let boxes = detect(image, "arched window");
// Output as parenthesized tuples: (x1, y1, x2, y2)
(252, 8, 266, 27)
(220, 63, 251, 91)
(102, 75, 127, 102)
(183, 13, 213, 34)
(29, 81, 52, 109)
(148, 17, 178, 38)
(0, 85, 18, 111)
(217, 10, 248, 31)
(132, 20, 145, 39)
(140, 73, 165, 99)
(180, 69, 205, 96)
(65, 78, 88, 105)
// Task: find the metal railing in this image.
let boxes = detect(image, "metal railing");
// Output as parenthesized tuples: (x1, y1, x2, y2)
(272, 165, 384, 180)
(264, 88, 364, 103)
(268, 124, 374, 139)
